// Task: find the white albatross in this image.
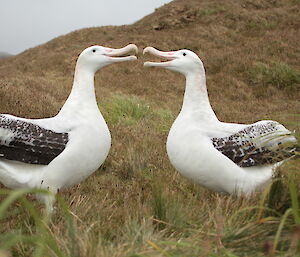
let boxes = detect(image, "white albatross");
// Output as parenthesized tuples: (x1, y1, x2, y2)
(0, 44, 138, 211)
(143, 46, 297, 195)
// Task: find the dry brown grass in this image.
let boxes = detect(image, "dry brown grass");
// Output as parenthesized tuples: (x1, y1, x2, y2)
(0, 0, 300, 256)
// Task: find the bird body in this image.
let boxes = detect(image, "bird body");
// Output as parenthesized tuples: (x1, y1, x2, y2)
(167, 115, 288, 194)
(144, 46, 297, 195)
(0, 44, 138, 210)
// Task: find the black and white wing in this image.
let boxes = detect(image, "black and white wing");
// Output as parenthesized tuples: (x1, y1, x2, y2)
(0, 115, 69, 165)
(211, 121, 297, 167)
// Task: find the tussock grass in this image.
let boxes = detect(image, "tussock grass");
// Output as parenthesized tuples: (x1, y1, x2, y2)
(100, 94, 151, 126)
(100, 94, 174, 131)
(248, 62, 300, 89)
(2, 175, 299, 256)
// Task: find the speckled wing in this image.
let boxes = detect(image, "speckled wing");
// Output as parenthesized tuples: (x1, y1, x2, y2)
(211, 121, 296, 167)
(0, 115, 69, 165)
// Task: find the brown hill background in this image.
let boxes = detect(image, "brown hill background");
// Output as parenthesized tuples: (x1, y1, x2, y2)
(0, 0, 299, 122)
(1, 0, 300, 256)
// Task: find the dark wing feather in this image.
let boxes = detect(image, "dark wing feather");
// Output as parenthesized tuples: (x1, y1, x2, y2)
(0, 115, 69, 165)
(211, 122, 296, 167)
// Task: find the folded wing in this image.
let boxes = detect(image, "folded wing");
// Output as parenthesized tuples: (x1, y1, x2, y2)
(211, 121, 297, 167)
(0, 115, 69, 165)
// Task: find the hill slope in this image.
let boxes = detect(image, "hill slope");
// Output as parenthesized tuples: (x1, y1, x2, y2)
(0, 0, 299, 120)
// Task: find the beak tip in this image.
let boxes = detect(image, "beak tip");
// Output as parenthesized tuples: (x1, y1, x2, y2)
(143, 46, 153, 55)
(128, 44, 138, 55)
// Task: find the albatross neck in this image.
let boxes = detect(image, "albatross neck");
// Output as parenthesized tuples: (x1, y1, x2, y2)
(180, 71, 218, 122)
(58, 65, 98, 117)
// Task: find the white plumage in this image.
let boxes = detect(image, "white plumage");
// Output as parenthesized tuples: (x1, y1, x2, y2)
(144, 46, 297, 195)
(0, 44, 138, 211)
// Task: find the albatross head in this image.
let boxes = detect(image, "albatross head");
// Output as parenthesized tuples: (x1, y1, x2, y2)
(76, 44, 138, 73)
(143, 47, 204, 76)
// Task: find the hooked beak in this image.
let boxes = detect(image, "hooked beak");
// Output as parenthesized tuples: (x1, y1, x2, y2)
(103, 44, 138, 62)
(143, 47, 176, 67)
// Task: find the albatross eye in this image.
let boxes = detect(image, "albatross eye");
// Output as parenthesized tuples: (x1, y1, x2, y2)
(92, 49, 96, 53)
(182, 52, 187, 56)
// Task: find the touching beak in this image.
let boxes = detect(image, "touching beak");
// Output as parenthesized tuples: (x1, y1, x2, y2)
(143, 47, 176, 67)
(103, 44, 138, 62)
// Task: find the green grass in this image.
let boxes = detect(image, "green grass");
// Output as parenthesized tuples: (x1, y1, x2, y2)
(0, 189, 73, 257)
(152, 185, 167, 230)
(100, 94, 174, 131)
(248, 62, 300, 89)
(99, 94, 151, 126)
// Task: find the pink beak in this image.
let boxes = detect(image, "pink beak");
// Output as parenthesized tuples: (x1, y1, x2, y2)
(143, 47, 176, 67)
(103, 44, 138, 62)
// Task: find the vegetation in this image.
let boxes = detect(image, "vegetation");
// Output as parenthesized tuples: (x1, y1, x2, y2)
(0, 0, 299, 256)
(248, 62, 300, 89)
(0, 93, 299, 257)
(0, 170, 299, 256)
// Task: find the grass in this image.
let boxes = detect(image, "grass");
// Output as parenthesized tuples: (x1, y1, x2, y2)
(0, 189, 77, 257)
(0, 94, 299, 256)
(0, 0, 300, 256)
(197, 7, 224, 17)
(0, 175, 299, 256)
(100, 94, 151, 126)
(248, 62, 300, 89)
(100, 94, 174, 131)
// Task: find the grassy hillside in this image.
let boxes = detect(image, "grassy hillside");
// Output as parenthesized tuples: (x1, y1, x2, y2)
(0, 0, 299, 256)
